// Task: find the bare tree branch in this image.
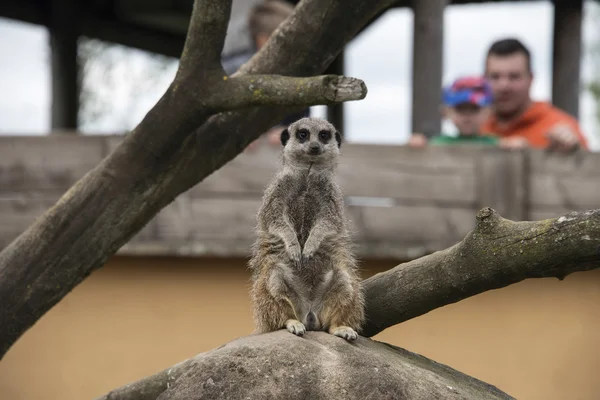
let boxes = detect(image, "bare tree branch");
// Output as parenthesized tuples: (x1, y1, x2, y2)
(178, 0, 232, 72)
(205, 75, 367, 111)
(361, 207, 600, 337)
(0, 0, 396, 359)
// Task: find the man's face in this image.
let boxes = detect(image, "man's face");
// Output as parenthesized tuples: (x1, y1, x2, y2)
(445, 103, 490, 135)
(485, 53, 532, 116)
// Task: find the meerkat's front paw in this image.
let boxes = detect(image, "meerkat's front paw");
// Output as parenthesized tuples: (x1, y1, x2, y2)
(285, 319, 306, 336)
(330, 326, 358, 341)
(301, 240, 318, 261)
(286, 242, 302, 263)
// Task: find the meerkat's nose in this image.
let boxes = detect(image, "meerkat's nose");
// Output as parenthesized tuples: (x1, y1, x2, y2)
(308, 143, 321, 155)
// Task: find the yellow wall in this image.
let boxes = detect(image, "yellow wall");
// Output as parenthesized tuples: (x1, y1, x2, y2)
(1, 255, 599, 400)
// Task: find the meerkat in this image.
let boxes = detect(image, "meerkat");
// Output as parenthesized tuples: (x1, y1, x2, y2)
(248, 117, 365, 341)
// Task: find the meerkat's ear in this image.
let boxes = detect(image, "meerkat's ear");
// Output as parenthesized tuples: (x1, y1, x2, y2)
(280, 128, 290, 146)
(335, 131, 342, 148)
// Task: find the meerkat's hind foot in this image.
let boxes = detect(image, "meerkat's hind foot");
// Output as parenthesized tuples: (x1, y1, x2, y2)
(330, 326, 358, 341)
(285, 319, 306, 336)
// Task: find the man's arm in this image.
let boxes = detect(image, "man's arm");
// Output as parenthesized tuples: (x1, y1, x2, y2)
(498, 136, 529, 150)
(407, 132, 428, 148)
(545, 122, 588, 152)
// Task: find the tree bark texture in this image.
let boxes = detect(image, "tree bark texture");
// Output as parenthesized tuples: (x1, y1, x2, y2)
(0, 0, 393, 359)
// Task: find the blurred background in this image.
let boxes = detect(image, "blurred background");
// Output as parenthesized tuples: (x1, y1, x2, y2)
(1, 0, 599, 148)
(0, 1, 599, 400)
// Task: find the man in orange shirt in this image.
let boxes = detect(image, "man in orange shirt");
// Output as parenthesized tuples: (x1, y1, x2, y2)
(482, 38, 588, 152)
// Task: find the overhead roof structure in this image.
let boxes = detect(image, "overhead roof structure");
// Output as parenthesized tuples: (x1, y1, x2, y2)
(0, 0, 557, 60)
(1, 0, 272, 58)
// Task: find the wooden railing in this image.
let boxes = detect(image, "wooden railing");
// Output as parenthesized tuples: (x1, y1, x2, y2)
(0, 135, 597, 260)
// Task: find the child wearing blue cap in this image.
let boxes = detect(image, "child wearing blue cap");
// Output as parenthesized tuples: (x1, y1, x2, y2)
(408, 76, 498, 147)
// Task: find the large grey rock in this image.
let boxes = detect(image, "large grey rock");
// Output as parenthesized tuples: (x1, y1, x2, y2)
(153, 331, 514, 400)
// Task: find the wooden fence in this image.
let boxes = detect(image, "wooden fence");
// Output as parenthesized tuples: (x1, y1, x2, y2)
(0, 135, 597, 260)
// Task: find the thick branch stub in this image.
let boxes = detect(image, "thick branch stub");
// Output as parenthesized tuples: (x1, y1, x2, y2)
(474, 207, 503, 234)
(325, 76, 368, 102)
(476, 207, 495, 221)
(202, 74, 368, 112)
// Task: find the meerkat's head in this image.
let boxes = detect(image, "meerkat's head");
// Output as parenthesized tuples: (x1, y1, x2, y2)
(280, 117, 342, 168)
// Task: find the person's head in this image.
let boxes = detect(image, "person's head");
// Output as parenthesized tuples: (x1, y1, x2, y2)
(248, 0, 294, 50)
(484, 38, 533, 117)
(442, 76, 493, 135)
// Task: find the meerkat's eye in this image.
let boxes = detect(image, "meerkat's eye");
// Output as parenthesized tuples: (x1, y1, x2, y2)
(319, 130, 331, 142)
(296, 129, 309, 142)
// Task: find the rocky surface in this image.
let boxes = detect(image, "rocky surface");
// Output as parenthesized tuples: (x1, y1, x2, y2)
(146, 330, 515, 400)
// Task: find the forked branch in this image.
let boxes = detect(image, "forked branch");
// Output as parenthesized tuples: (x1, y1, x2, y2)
(0, 0, 376, 360)
(175, 0, 369, 110)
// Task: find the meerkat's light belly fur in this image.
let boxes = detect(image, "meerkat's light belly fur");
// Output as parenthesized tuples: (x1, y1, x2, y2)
(267, 262, 334, 330)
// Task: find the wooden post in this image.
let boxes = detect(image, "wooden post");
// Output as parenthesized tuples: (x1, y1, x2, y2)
(325, 51, 345, 132)
(477, 148, 529, 222)
(552, 0, 583, 118)
(49, 0, 79, 131)
(410, 0, 446, 138)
